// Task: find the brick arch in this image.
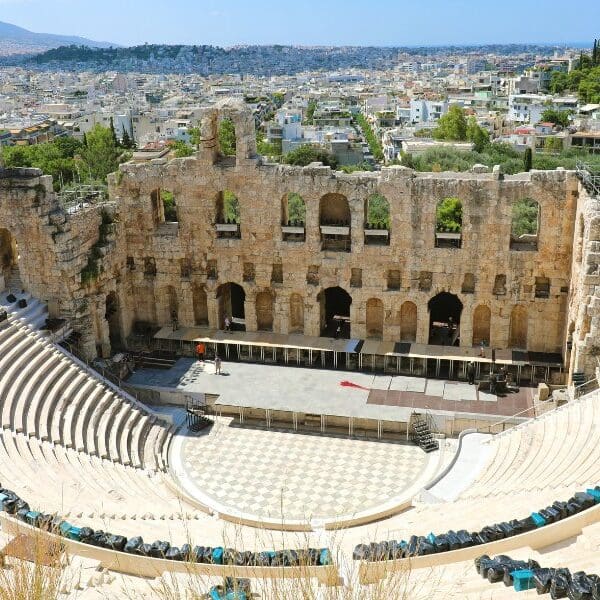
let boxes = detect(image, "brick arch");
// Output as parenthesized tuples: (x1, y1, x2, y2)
(400, 301, 417, 342)
(366, 298, 384, 339)
(256, 290, 274, 331)
(472, 304, 491, 346)
(509, 305, 528, 349)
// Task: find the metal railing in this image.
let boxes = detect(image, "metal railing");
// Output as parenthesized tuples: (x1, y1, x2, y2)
(576, 161, 600, 198)
(58, 184, 109, 214)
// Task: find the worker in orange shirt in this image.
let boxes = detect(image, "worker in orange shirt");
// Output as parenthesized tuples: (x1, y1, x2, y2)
(196, 342, 206, 362)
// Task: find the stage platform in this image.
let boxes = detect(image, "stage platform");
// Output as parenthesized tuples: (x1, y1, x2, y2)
(127, 358, 538, 437)
(151, 325, 564, 386)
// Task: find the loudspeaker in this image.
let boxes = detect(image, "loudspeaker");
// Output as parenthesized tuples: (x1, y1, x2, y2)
(17, 299, 27, 309)
(6, 294, 16, 303)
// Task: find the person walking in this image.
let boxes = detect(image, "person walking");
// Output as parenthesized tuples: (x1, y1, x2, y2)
(224, 315, 231, 332)
(196, 342, 206, 362)
(214, 356, 222, 375)
(466, 361, 475, 385)
(489, 371, 497, 395)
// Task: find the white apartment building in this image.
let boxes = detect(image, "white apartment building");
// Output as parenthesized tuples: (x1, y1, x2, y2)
(409, 99, 449, 124)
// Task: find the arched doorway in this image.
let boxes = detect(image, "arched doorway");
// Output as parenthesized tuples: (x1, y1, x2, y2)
(255, 291, 274, 331)
(400, 301, 417, 342)
(366, 298, 384, 339)
(0, 228, 19, 291)
(428, 292, 463, 345)
(318, 286, 352, 338)
(216, 282, 246, 331)
(509, 305, 528, 349)
(105, 291, 122, 351)
(472, 304, 491, 346)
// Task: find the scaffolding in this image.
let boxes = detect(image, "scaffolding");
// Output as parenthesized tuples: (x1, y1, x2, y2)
(576, 161, 600, 198)
(58, 184, 108, 213)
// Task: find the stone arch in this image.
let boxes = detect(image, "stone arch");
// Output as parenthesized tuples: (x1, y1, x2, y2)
(255, 290, 274, 331)
(400, 301, 417, 342)
(319, 193, 351, 251)
(216, 282, 246, 330)
(509, 305, 528, 349)
(105, 291, 122, 351)
(366, 298, 384, 338)
(281, 192, 306, 226)
(200, 101, 258, 164)
(428, 292, 463, 345)
(510, 198, 539, 251)
(435, 197, 463, 248)
(472, 304, 491, 346)
(0, 228, 19, 291)
(364, 193, 390, 246)
(216, 190, 240, 224)
(317, 286, 352, 338)
(289, 293, 304, 334)
(192, 285, 208, 326)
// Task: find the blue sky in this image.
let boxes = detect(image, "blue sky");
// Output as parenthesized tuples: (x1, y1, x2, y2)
(1, 0, 599, 47)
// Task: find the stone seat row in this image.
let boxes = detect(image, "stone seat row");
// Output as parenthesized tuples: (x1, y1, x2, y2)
(0, 320, 173, 473)
(462, 390, 600, 499)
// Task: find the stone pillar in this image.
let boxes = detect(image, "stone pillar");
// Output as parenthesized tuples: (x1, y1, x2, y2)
(244, 294, 257, 332)
(460, 304, 473, 348)
(178, 283, 194, 328)
(416, 301, 429, 344)
(274, 292, 288, 334)
(351, 298, 366, 340)
(384, 296, 399, 342)
(305, 295, 321, 337)
(198, 108, 218, 165)
(207, 291, 220, 329)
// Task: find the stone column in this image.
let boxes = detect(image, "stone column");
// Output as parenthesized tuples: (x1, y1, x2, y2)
(207, 290, 220, 330)
(305, 294, 321, 337)
(351, 298, 366, 340)
(416, 299, 429, 344)
(178, 282, 194, 328)
(460, 303, 473, 348)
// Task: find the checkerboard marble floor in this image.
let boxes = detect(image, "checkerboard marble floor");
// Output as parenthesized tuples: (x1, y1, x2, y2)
(180, 418, 432, 521)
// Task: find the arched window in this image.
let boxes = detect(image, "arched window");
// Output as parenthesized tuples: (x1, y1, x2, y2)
(255, 291, 274, 331)
(472, 305, 491, 346)
(435, 197, 462, 248)
(218, 116, 236, 157)
(216, 282, 246, 331)
(289, 293, 304, 334)
(509, 305, 528, 349)
(400, 301, 417, 342)
(215, 190, 241, 239)
(364, 193, 390, 246)
(366, 298, 384, 339)
(150, 188, 178, 225)
(510, 198, 539, 251)
(281, 193, 306, 242)
(319, 193, 351, 252)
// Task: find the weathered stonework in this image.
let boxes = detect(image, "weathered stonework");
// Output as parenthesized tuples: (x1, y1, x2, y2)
(1, 101, 598, 380)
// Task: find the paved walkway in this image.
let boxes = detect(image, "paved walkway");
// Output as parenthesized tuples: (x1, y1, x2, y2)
(171, 417, 434, 522)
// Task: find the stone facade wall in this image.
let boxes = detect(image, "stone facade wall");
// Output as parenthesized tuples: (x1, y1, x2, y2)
(0, 101, 596, 379)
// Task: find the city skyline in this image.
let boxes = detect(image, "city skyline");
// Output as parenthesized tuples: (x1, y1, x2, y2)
(0, 0, 599, 48)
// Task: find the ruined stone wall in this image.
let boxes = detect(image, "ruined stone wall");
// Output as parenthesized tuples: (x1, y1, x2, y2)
(0, 102, 592, 373)
(566, 186, 600, 380)
(105, 103, 578, 356)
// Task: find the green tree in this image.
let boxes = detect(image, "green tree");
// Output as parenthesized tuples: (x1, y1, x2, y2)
(286, 192, 306, 223)
(366, 193, 390, 228)
(161, 190, 178, 221)
(109, 117, 118, 146)
(257, 138, 282, 156)
(223, 190, 240, 223)
(511, 198, 539, 237)
(80, 124, 123, 182)
(283, 144, 338, 169)
(172, 141, 194, 157)
(188, 126, 201, 148)
(433, 105, 468, 141)
(305, 100, 317, 124)
(466, 117, 489, 152)
(523, 147, 533, 172)
(355, 113, 384, 161)
(121, 128, 133, 149)
(540, 108, 571, 127)
(218, 118, 236, 156)
(436, 197, 463, 232)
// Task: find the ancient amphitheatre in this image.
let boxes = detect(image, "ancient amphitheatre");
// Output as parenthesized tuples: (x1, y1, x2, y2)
(0, 99, 599, 598)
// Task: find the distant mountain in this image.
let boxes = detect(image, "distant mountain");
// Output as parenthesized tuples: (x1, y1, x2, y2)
(0, 20, 117, 56)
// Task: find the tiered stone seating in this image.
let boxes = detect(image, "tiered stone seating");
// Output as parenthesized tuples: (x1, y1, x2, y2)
(0, 319, 172, 472)
(462, 391, 600, 499)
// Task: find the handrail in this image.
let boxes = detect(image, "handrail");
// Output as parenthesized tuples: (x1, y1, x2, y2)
(574, 377, 598, 398)
(478, 397, 555, 434)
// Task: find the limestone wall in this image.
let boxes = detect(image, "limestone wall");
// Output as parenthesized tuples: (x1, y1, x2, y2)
(0, 102, 594, 376)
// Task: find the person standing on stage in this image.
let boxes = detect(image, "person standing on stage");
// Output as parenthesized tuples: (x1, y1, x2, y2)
(224, 315, 231, 332)
(196, 342, 206, 363)
(467, 361, 475, 385)
(214, 356, 222, 374)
